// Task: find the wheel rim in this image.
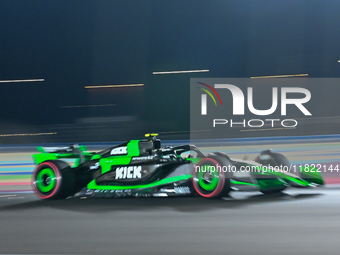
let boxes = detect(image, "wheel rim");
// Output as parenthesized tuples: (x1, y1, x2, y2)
(192, 158, 225, 198)
(33, 162, 61, 199)
(36, 168, 57, 193)
(197, 164, 219, 191)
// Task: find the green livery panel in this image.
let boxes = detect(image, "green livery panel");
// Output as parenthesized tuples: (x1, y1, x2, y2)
(87, 174, 192, 190)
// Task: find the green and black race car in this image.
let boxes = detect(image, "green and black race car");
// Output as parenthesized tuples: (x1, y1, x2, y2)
(32, 134, 324, 199)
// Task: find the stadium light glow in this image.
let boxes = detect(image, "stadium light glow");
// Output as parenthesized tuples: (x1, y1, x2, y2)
(152, 69, 209, 75)
(251, 74, 308, 79)
(85, 84, 144, 89)
(0, 132, 57, 137)
(0, 79, 44, 83)
(60, 104, 116, 108)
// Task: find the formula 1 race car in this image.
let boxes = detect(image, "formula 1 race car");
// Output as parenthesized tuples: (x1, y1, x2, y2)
(32, 133, 324, 199)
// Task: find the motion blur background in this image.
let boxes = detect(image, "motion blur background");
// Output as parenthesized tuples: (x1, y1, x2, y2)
(0, 0, 339, 143)
(2, 3, 340, 254)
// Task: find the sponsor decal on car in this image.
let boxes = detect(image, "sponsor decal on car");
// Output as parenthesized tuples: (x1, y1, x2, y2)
(131, 156, 155, 161)
(115, 166, 142, 179)
(111, 146, 128, 155)
(174, 186, 191, 194)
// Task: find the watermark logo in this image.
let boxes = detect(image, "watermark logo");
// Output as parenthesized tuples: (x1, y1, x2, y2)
(197, 82, 222, 115)
(200, 83, 311, 116)
(194, 79, 312, 130)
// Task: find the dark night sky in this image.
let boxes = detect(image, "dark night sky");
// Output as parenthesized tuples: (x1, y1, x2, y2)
(0, 0, 339, 129)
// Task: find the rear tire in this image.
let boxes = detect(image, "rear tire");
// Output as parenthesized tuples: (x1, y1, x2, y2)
(192, 157, 230, 198)
(32, 160, 75, 200)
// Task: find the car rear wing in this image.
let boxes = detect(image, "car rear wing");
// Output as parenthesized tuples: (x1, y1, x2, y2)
(33, 144, 93, 167)
(36, 145, 88, 154)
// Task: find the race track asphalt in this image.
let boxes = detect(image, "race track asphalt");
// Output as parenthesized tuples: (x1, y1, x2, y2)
(1, 188, 340, 255)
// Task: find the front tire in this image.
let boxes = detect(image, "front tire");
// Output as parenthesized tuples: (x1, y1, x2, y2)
(32, 160, 75, 199)
(255, 150, 291, 171)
